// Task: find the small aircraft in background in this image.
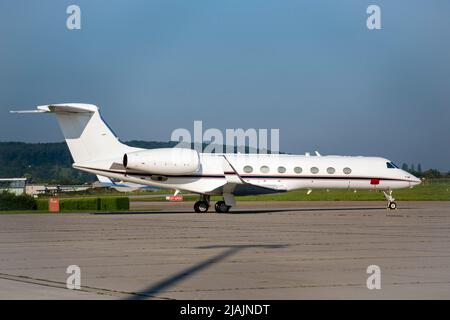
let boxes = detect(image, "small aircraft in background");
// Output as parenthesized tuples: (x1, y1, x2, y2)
(12, 103, 421, 213)
(94, 175, 158, 193)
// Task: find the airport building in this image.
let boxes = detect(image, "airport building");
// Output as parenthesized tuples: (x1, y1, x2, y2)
(0, 178, 27, 195)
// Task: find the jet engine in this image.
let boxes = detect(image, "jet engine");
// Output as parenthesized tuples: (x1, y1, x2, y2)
(123, 148, 200, 175)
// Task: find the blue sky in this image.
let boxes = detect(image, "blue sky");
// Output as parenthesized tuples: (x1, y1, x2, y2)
(0, 0, 449, 170)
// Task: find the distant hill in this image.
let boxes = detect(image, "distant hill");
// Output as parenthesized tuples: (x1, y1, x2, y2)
(0, 141, 180, 184)
(0, 141, 269, 184)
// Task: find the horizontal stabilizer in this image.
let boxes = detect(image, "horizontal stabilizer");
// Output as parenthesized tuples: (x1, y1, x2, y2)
(10, 109, 48, 114)
(10, 104, 97, 114)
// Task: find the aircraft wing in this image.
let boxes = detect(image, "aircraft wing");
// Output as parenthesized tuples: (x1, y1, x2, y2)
(214, 155, 287, 195)
(221, 155, 246, 185)
(243, 180, 288, 192)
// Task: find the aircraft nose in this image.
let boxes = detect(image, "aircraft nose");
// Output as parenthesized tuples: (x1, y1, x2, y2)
(402, 169, 421, 187)
(411, 175, 421, 186)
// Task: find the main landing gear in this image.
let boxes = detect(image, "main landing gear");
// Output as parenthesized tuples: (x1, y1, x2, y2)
(383, 190, 397, 210)
(194, 200, 209, 213)
(214, 201, 231, 213)
(194, 196, 232, 213)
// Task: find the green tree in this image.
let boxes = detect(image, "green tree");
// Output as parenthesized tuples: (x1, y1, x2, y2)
(423, 169, 441, 179)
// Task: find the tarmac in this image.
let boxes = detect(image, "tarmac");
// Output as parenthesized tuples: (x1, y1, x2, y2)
(0, 200, 449, 299)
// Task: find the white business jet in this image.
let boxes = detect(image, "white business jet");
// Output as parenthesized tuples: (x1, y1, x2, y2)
(12, 104, 421, 213)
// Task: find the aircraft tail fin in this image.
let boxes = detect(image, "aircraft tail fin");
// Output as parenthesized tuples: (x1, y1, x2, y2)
(11, 103, 138, 163)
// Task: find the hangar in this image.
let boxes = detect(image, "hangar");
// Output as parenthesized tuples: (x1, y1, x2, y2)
(0, 178, 27, 195)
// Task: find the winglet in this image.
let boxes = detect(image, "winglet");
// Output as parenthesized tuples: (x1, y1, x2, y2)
(221, 155, 245, 184)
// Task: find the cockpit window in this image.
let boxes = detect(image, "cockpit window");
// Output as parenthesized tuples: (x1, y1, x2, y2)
(386, 162, 398, 169)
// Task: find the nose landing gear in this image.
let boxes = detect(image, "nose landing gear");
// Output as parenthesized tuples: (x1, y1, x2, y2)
(388, 201, 397, 210)
(383, 190, 397, 210)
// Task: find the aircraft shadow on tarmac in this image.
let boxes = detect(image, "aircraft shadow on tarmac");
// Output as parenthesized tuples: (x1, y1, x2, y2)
(225, 207, 394, 214)
(94, 206, 399, 216)
(125, 244, 288, 300)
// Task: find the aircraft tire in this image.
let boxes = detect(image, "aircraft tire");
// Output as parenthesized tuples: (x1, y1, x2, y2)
(215, 201, 231, 213)
(388, 202, 397, 210)
(194, 200, 209, 213)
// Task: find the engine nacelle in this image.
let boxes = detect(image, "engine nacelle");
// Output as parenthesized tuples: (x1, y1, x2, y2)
(123, 148, 200, 175)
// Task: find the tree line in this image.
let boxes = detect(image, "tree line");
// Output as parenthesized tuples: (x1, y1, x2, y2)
(400, 163, 448, 179)
(0, 141, 178, 184)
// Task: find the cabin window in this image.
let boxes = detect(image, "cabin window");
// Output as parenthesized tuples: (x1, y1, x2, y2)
(343, 167, 352, 174)
(243, 166, 253, 173)
(278, 166, 286, 174)
(260, 166, 270, 173)
(310, 167, 319, 174)
(294, 167, 302, 174)
(386, 162, 398, 169)
(327, 167, 335, 174)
